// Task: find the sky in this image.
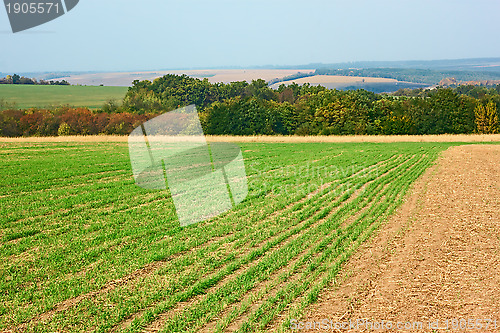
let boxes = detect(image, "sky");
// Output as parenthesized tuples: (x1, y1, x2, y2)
(1, 0, 500, 72)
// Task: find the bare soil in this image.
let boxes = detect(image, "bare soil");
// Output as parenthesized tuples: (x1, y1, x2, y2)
(301, 145, 500, 332)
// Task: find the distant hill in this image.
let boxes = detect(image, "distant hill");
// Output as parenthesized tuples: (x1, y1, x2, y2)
(0, 71, 96, 81)
(5, 57, 500, 87)
(306, 57, 500, 71)
(315, 67, 500, 85)
(309, 58, 500, 86)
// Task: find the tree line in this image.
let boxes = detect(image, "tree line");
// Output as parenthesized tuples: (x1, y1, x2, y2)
(0, 107, 155, 137)
(0, 74, 499, 137)
(0, 74, 69, 85)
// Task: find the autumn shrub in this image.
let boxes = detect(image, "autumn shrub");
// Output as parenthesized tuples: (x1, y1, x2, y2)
(60, 108, 97, 135)
(20, 109, 59, 136)
(0, 109, 24, 137)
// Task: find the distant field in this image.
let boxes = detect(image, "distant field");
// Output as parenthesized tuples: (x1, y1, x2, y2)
(50, 69, 315, 86)
(0, 85, 128, 109)
(269, 75, 430, 93)
(272, 75, 399, 86)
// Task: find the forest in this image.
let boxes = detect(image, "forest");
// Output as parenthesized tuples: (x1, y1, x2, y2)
(0, 74, 499, 137)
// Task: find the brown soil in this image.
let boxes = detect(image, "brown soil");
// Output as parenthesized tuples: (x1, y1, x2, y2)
(301, 145, 500, 332)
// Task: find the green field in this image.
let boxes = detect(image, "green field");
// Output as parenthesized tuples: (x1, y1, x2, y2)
(0, 85, 128, 109)
(0, 141, 456, 332)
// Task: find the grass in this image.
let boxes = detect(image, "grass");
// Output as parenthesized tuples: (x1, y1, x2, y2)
(0, 141, 460, 332)
(0, 85, 128, 110)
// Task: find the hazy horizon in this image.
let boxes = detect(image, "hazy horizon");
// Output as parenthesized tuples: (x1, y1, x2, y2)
(1, 0, 500, 73)
(3, 56, 500, 76)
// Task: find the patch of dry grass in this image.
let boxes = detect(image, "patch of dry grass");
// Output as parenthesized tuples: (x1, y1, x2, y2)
(1, 134, 500, 143)
(0, 135, 129, 143)
(206, 134, 500, 143)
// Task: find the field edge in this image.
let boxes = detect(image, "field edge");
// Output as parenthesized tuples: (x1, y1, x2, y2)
(1, 134, 500, 143)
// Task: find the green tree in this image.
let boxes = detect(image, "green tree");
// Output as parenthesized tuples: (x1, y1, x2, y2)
(12, 74, 20, 84)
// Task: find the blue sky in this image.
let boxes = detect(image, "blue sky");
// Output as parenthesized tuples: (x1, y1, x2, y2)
(1, 0, 500, 72)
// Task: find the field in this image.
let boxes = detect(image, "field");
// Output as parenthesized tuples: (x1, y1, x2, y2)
(268, 75, 430, 93)
(0, 140, 460, 332)
(48, 70, 429, 93)
(0, 85, 128, 109)
(50, 69, 315, 87)
(304, 145, 500, 329)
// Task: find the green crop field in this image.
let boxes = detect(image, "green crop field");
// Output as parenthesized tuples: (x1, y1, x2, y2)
(0, 141, 457, 332)
(0, 85, 128, 109)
